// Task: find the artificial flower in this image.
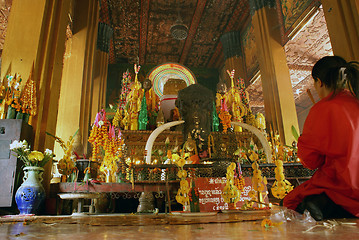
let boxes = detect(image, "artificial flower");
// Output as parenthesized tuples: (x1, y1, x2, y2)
(10, 140, 54, 167)
(28, 151, 44, 161)
(172, 153, 180, 161)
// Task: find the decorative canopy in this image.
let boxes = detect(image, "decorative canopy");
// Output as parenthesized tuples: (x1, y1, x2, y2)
(147, 63, 197, 98)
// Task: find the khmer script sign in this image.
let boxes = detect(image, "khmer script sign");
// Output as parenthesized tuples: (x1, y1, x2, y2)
(194, 177, 268, 212)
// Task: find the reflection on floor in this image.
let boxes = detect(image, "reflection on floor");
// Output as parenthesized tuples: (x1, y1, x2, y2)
(1, 210, 358, 240)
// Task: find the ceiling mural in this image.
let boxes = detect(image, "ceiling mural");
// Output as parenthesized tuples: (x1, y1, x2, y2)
(107, 0, 249, 69)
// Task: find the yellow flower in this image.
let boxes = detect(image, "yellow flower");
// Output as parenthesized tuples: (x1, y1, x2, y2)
(172, 153, 180, 161)
(176, 157, 186, 168)
(261, 219, 273, 228)
(28, 151, 44, 161)
(228, 162, 236, 171)
(249, 152, 259, 161)
(177, 169, 187, 179)
(180, 179, 189, 188)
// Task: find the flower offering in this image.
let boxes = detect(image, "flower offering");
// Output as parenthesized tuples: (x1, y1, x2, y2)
(10, 140, 55, 167)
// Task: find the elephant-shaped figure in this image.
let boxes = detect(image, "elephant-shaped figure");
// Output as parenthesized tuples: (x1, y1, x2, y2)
(175, 84, 214, 159)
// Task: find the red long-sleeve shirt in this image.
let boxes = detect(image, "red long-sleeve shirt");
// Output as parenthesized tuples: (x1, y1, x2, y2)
(283, 90, 359, 217)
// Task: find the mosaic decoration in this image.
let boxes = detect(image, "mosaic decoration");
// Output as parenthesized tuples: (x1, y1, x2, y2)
(147, 63, 197, 98)
(241, 22, 259, 79)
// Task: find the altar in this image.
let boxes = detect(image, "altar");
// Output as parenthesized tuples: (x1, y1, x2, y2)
(50, 64, 309, 215)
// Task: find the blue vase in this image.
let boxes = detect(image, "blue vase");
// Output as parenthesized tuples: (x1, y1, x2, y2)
(15, 166, 45, 215)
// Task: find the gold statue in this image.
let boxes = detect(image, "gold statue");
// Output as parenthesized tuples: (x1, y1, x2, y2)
(122, 64, 143, 130)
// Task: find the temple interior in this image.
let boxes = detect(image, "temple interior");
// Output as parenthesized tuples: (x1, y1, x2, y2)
(0, 0, 359, 239)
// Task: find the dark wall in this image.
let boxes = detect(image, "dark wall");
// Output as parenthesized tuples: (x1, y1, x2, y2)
(106, 63, 219, 106)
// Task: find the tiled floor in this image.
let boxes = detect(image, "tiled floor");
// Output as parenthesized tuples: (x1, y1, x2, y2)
(1, 211, 358, 239)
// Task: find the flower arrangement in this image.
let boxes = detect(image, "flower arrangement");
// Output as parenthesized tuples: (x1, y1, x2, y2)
(222, 162, 241, 205)
(0, 74, 22, 118)
(234, 139, 267, 164)
(46, 130, 78, 178)
(89, 109, 124, 182)
(172, 152, 191, 207)
(271, 141, 294, 199)
(241, 151, 268, 210)
(0, 68, 37, 122)
(271, 159, 293, 199)
(10, 140, 55, 167)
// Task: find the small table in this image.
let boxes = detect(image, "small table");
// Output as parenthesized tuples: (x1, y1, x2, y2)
(58, 193, 100, 215)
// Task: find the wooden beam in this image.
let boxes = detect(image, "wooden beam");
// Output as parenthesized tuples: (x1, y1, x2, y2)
(139, 0, 150, 65)
(179, 0, 207, 64)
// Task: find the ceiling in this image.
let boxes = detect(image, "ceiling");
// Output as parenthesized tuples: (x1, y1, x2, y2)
(107, 0, 248, 69)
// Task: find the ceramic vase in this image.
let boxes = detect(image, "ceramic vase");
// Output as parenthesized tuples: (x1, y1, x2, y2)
(75, 159, 98, 181)
(15, 166, 45, 215)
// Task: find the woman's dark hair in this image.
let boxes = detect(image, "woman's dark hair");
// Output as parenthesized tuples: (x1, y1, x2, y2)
(312, 56, 359, 99)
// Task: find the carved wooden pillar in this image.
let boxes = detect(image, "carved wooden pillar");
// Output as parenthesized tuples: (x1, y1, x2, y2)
(250, 0, 299, 145)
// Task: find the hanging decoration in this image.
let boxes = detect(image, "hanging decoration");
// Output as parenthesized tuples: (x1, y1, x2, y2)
(222, 162, 241, 207)
(243, 150, 268, 209)
(271, 137, 294, 199)
(97, 22, 113, 53)
(172, 152, 191, 209)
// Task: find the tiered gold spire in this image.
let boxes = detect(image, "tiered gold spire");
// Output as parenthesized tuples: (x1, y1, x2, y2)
(19, 63, 37, 116)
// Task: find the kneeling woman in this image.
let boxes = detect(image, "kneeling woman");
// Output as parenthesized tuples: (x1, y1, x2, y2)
(283, 56, 359, 220)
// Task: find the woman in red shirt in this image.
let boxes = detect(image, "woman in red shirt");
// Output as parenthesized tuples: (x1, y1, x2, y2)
(283, 56, 359, 220)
